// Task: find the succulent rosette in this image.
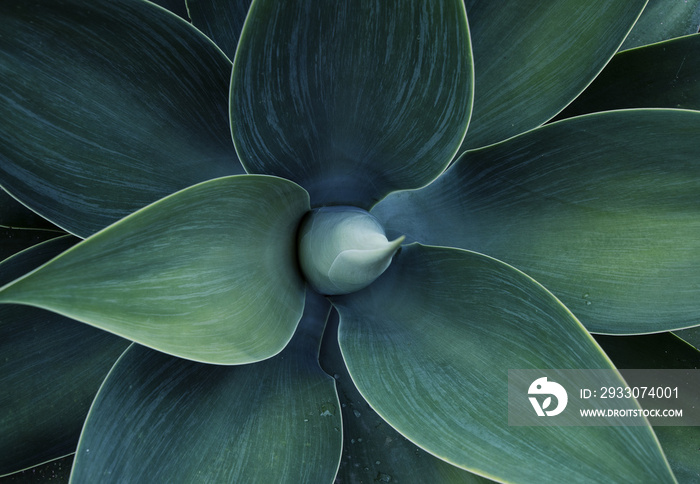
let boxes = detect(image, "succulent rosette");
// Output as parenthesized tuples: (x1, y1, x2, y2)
(1, 0, 699, 482)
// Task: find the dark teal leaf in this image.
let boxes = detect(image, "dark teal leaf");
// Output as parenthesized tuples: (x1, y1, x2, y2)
(186, 0, 252, 60)
(0, 176, 309, 365)
(0, 237, 128, 476)
(331, 244, 674, 482)
(621, 0, 700, 50)
(231, 0, 472, 208)
(319, 310, 489, 484)
(373, 109, 700, 334)
(71, 291, 341, 483)
(0, 0, 242, 238)
(595, 332, 700, 483)
(558, 34, 700, 119)
(461, 0, 646, 150)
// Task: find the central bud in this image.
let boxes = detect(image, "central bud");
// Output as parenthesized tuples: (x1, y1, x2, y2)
(297, 206, 405, 295)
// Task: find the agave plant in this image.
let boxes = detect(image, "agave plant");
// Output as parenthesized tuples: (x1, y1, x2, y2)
(1, 0, 699, 482)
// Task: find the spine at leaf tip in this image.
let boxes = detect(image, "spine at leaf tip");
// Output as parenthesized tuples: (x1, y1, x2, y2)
(298, 206, 404, 295)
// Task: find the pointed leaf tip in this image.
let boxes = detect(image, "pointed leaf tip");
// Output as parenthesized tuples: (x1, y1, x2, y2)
(0, 175, 310, 364)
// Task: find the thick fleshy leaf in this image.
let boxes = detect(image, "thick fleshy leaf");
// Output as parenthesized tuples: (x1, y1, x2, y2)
(557, 34, 700, 119)
(460, 0, 646, 150)
(373, 109, 700, 334)
(0, 175, 309, 364)
(319, 310, 489, 484)
(71, 291, 341, 483)
(331, 244, 675, 483)
(0, 0, 242, 238)
(186, 0, 252, 60)
(1, 188, 65, 262)
(595, 332, 700, 483)
(1, 237, 128, 476)
(231, 0, 472, 209)
(620, 0, 700, 50)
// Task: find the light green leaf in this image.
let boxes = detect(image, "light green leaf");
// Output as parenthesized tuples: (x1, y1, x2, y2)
(0, 175, 309, 365)
(621, 0, 700, 50)
(71, 291, 341, 483)
(595, 332, 700, 483)
(186, 0, 252, 61)
(373, 109, 700, 334)
(0, 237, 128, 476)
(0, 0, 242, 238)
(231, 0, 472, 209)
(319, 311, 489, 484)
(331, 244, 675, 483)
(557, 34, 700, 119)
(461, 0, 646, 150)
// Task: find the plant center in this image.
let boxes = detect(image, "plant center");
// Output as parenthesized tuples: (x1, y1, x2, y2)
(297, 206, 404, 295)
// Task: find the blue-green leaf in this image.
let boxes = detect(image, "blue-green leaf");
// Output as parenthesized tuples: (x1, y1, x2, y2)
(373, 109, 700, 334)
(319, 311, 489, 484)
(558, 34, 700, 118)
(231, 0, 472, 208)
(71, 291, 341, 483)
(461, 0, 646, 150)
(0, 237, 128, 476)
(0, 0, 242, 238)
(621, 0, 700, 50)
(0, 175, 309, 365)
(331, 244, 675, 483)
(186, 0, 252, 60)
(595, 332, 700, 483)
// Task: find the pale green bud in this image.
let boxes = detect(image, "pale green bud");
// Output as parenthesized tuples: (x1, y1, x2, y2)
(298, 206, 404, 295)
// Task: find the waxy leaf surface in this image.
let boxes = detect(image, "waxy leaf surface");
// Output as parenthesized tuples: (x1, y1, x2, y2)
(72, 291, 341, 483)
(621, 0, 700, 50)
(319, 311, 489, 484)
(461, 0, 646, 149)
(332, 244, 674, 483)
(0, 0, 242, 237)
(0, 176, 309, 364)
(374, 109, 700, 334)
(231, 0, 472, 208)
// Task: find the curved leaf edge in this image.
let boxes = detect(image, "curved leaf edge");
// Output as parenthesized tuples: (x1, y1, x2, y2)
(0, 174, 304, 293)
(0, 175, 310, 365)
(531, 3, 650, 144)
(456, 106, 700, 172)
(69, 343, 135, 483)
(231, 0, 475, 208)
(0, 234, 76, 267)
(332, 242, 675, 481)
(1, 454, 75, 479)
(618, 31, 700, 53)
(148, 0, 233, 64)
